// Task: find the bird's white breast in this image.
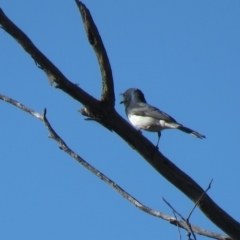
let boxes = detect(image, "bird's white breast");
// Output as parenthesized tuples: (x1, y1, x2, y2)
(128, 114, 180, 132)
(128, 114, 162, 132)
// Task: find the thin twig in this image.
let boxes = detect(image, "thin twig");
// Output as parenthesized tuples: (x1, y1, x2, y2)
(0, 94, 43, 120)
(172, 211, 182, 240)
(163, 197, 185, 220)
(186, 179, 213, 239)
(163, 197, 196, 240)
(187, 179, 213, 221)
(163, 180, 214, 240)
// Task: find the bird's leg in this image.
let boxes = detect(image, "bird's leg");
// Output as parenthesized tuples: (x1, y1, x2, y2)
(156, 131, 161, 148)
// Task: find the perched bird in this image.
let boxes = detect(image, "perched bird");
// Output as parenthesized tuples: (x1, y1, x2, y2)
(120, 88, 205, 147)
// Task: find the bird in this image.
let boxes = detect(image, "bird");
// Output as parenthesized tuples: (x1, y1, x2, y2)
(120, 88, 205, 147)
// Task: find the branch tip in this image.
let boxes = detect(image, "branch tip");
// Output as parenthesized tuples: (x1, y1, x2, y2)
(75, 0, 115, 108)
(43, 108, 47, 117)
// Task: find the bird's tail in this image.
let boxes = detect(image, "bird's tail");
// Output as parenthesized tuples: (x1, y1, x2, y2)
(178, 126, 206, 139)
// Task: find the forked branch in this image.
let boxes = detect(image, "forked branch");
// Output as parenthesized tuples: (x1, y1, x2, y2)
(0, 1, 240, 239)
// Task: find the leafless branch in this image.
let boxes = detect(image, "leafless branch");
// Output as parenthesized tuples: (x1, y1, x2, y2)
(163, 180, 214, 240)
(75, 1, 115, 107)
(0, 2, 239, 239)
(172, 211, 182, 240)
(163, 197, 196, 240)
(0, 8, 97, 110)
(0, 93, 231, 240)
(187, 179, 214, 222)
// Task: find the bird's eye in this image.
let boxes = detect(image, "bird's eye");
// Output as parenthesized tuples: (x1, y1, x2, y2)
(123, 93, 126, 97)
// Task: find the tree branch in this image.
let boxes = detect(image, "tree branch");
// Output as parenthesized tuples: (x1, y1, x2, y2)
(0, 93, 230, 240)
(75, 0, 115, 108)
(163, 180, 214, 240)
(0, 7, 98, 110)
(1, 4, 240, 239)
(186, 179, 213, 222)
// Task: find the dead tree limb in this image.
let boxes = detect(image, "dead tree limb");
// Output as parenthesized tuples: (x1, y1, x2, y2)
(0, 93, 231, 240)
(76, 0, 115, 106)
(0, 1, 239, 239)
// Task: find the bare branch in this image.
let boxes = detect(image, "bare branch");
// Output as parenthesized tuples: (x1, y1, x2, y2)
(162, 197, 196, 240)
(187, 179, 213, 221)
(0, 93, 231, 240)
(0, 8, 98, 110)
(75, 0, 115, 107)
(172, 211, 182, 240)
(163, 180, 219, 240)
(163, 197, 185, 221)
(1, 5, 240, 239)
(0, 94, 42, 120)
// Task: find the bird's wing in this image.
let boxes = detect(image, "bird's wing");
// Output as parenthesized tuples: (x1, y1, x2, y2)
(129, 102, 177, 123)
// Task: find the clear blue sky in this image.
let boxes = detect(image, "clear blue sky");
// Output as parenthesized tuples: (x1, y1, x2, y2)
(1, 1, 239, 239)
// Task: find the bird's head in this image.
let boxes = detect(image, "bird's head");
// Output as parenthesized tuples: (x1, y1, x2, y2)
(120, 88, 147, 107)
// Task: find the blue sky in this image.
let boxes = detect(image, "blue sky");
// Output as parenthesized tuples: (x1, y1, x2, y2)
(1, 1, 239, 239)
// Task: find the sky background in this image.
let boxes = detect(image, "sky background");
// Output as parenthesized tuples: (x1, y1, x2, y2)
(0, 1, 239, 239)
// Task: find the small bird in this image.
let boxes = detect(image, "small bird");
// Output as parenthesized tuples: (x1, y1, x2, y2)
(120, 88, 205, 147)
